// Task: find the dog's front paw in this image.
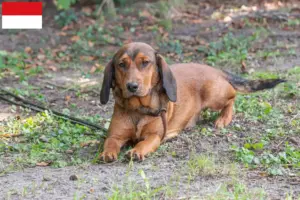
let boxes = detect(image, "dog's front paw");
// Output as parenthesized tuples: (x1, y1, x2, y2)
(215, 116, 231, 129)
(126, 148, 146, 161)
(99, 151, 118, 163)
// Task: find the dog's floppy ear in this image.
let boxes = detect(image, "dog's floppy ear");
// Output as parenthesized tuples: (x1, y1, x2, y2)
(100, 60, 114, 104)
(156, 54, 177, 102)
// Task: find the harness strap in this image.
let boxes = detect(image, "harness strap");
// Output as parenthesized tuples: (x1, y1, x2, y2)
(160, 110, 167, 142)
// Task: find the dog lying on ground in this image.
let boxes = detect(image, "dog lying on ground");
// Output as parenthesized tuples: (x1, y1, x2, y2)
(99, 42, 285, 162)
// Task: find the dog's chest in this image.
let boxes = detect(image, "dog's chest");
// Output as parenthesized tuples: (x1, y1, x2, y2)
(115, 91, 163, 115)
(130, 113, 156, 139)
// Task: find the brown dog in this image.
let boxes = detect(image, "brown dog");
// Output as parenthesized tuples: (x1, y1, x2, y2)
(99, 42, 285, 162)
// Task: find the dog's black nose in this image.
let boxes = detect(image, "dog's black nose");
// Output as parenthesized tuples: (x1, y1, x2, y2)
(126, 82, 139, 93)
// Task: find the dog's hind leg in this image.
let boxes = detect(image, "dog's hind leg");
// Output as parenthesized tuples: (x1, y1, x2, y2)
(214, 98, 234, 129)
(202, 80, 236, 129)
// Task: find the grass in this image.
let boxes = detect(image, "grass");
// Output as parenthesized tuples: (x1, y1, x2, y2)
(1, 2, 300, 198)
(232, 143, 300, 175)
(54, 9, 78, 27)
(281, 18, 300, 29)
(196, 29, 272, 69)
(0, 51, 43, 82)
(8, 81, 46, 102)
(187, 154, 218, 177)
(108, 168, 174, 200)
(225, 68, 300, 175)
(186, 154, 240, 184)
(183, 68, 299, 177)
(197, 31, 259, 67)
(158, 39, 183, 58)
(205, 179, 267, 200)
(0, 111, 105, 172)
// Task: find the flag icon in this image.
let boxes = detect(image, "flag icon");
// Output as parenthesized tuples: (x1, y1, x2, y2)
(2, 2, 42, 29)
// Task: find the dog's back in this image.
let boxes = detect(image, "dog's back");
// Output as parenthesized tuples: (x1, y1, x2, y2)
(165, 64, 234, 138)
(165, 63, 285, 139)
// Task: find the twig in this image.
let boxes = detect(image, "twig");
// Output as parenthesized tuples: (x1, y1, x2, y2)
(0, 89, 108, 134)
(275, 137, 287, 149)
(290, 113, 300, 123)
(43, 80, 100, 96)
(96, 0, 109, 16)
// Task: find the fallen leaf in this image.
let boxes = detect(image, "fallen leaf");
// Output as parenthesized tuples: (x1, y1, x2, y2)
(191, 19, 203, 24)
(36, 61, 43, 66)
(223, 16, 232, 22)
(57, 32, 67, 36)
(80, 56, 95, 61)
(62, 25, 70, 31)
(80, 140, 100, 147)
(71, 35, 80, 42)
(248, 68, 255, 74)
(88, 41, 94, 47)
(259, 172, 268, 177)
(37, 54, 46, 60)
(162, 32, 169, 40)
(0, 133, 22, 138)
(24, 47, 32, 54)
(45, 60, 53, 65)
(47, 66, 57, 72)
(94, 63, 105, 71)
(25, 64, 32, 69)
(65, 95, 71, 103)
(63, 56, 71, 61)
(241, 60, 247, 73)
(90, 66, 97, 74)
(139, 10, 151, 18)
(82, 7, 93, 15)
(36, 161, 51, 167)
(66, 149, 74, 154)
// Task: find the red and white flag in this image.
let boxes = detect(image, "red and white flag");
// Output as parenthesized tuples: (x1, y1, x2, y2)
(2, 2, 42, 29)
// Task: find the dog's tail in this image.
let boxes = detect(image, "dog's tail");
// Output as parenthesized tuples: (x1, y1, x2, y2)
(223, 70, 286, 93)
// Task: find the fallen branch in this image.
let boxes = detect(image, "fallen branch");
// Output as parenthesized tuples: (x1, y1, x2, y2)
(0, 88, 108, 135)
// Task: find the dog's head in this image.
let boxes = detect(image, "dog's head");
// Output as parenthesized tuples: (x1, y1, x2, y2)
(100, 42, 177, 104)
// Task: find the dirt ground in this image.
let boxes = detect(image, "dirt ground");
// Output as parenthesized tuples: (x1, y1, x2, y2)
(0, 0, 300, 199)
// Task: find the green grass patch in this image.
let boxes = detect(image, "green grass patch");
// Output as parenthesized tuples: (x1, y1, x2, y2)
(68, 24, 123, 60)
(187, 154, 217, 177)
(54, 9, 78, 27)
(7, 81, 46, 102)
(232, 143, 300, 176)
(197, 30, 265, 67)
(0, 51, 43, 81)
(108, 168, 174, 200)
(0, 111, 105, 171)
(206, 179, 267, 200)
(158, 39, 183, 57)
(186, 154, 239, 182)
(234, 93, 278, 122)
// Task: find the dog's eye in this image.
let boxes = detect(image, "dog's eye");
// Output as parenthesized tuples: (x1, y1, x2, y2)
(142, 60, 150, 67)
(119, 62, 126, 68)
